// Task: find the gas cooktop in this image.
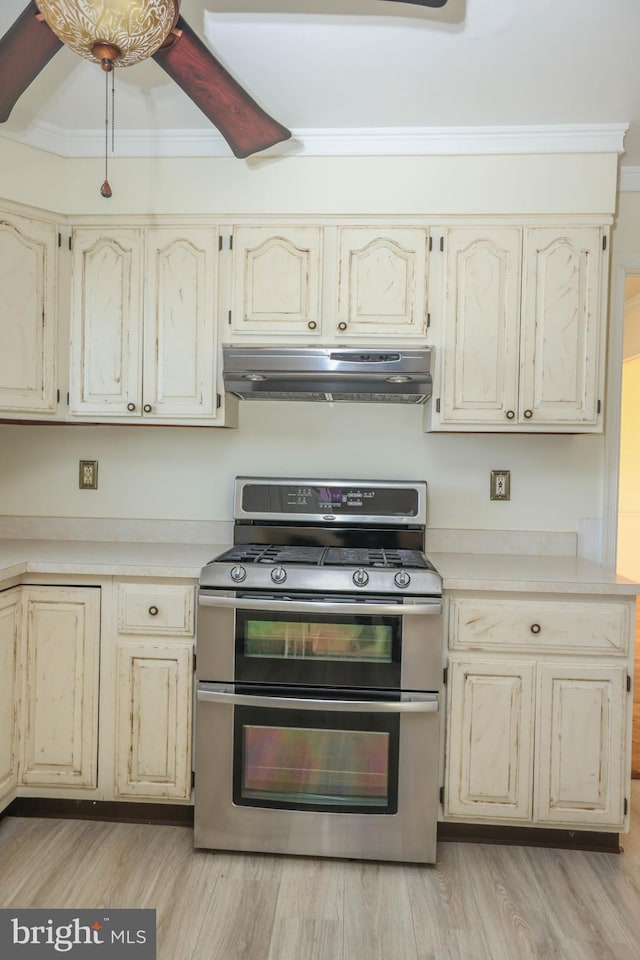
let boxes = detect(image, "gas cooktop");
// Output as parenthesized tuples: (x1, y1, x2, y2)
(211, 544, 435, 570)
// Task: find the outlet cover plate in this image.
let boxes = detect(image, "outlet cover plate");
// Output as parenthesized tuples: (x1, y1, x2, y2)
(490, 469, 510, 501)
(79, 460, 98, 490)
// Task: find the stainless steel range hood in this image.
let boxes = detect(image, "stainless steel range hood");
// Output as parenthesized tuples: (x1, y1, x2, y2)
(222, 347, 432, 403)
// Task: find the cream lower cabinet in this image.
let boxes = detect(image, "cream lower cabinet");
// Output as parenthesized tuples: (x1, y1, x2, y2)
(19, 586, 101, 789)
(113, 581, 194, 801)
(444, 593, 633, 831)
(0, 590, 21, 809)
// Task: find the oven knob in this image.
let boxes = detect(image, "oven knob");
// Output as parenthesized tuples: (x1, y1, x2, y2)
(353, 568, 369, 587)
(394, 570, 411, 589)
(271, 565, 287, 584)
(230, 565, 247, 583)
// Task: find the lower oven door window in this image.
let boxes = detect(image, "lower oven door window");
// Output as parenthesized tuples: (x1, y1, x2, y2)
(233, 699, 399, 814)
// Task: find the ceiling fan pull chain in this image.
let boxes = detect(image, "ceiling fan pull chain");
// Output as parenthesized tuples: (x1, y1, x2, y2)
(100, 67, 112, 198)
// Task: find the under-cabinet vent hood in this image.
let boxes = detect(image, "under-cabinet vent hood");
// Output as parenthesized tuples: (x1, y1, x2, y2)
(222, 347, 432, 403)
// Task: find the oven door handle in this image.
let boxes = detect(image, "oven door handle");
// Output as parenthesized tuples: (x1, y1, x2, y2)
(197, 683, 439, 713)
(198, 595, 441, 616)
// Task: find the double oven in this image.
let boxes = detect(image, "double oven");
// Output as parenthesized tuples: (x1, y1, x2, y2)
(194, 478, 443, 864)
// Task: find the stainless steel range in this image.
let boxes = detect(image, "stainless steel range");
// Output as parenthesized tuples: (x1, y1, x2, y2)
(195, 478, 443, 864)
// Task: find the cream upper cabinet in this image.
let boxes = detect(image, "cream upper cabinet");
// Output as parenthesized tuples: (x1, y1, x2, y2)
(0, 212, 60, 419)
(335, 227, 429, 339)
(224, 223, 429, 343)
(19, 586, 101, 790)
(430, 223, 608, 432)
(444, 593, 633, 831)
(69, 227, 143, 417)
(0, 590, 21, 810)
(69, 226, 224, 425)
(437, 227, 522, 425)
(226, 225, 323, 338)
(519, 227, 604, 425)
(113, 581, 194, 801)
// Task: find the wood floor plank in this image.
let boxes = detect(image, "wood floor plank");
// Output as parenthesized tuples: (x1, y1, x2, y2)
(1, 782, 640, 960)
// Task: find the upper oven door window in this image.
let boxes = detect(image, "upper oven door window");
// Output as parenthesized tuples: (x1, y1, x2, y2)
(235, 601, 402, 688)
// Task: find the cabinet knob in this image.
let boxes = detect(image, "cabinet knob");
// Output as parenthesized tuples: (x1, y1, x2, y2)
(127, 402, 136, 412)
(530, 623, 541, 634)
(143, 404, 152, 413)
(524, 409, 533, 419)
(338, 322, 347, 331)
(148, 605, 159, 617)
(307, 320, 317, 330)
(505, 410, 515, 420)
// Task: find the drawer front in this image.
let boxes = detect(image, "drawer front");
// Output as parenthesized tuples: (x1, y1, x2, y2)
(117, 583, 195, 636)
(450, 597, 630, 655)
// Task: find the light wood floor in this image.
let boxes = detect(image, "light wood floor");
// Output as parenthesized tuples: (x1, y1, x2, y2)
(1, 785, 640, 960)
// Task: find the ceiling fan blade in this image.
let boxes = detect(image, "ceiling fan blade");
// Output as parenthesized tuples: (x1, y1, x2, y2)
(383, 0, 449, 5)
(152, 16, 291, 159)
(0, 1, 63, 122)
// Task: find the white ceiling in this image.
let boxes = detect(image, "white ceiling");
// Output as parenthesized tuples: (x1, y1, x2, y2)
(0, 0, 638, 169)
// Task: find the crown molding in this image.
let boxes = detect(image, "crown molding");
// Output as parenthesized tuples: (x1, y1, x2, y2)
(0, 121, 629, 160)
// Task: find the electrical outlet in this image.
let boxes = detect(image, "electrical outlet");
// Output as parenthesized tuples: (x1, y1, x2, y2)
(79, 460, 98, 490)
(490, 469, 510, 501)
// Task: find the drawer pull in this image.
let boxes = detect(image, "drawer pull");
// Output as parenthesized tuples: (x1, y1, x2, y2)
(127, 402, 136, 412)
(143, 403, 152, 413)
(505, 409, 515, 420)
(307, 320, 317, 330)
(524, 409, 533, 419)
(530, 623, 541, 634)
(148, 606, 159, 617)
(338, 322, 347, 331)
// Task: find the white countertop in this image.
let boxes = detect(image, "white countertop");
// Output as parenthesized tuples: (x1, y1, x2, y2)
(0, 539, 637, 596)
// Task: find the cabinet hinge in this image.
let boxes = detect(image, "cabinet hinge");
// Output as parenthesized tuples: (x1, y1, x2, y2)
(603, 235, 607, 251)
(216, 393, 221, 410)
(192, 770, 196, 788)
(193, 653, 197, 671)
(597, 399, 602, 415)
(439, 786, 444, 805)
(440, 237, 444, 252)
(218, 235, 223, 251)
(66, 391, 70, 404)
(624, 797, 628, 816)
(68, 235, 72, 251)
(436, 398, 441, 413)
(426, 312, 431, 329)
(228, 310, 232, 325)
(627, 673, 632, 693)
(428, 236, 433, 252)
(58, 232, 62, 247)
(56, 388, 60, 403)
(229, 234, 233, 251)
(443, 666, 448, 685)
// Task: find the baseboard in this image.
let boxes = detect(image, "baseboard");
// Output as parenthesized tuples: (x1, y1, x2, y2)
(2, 797, 194, 828)
(438, 820, 620, 853)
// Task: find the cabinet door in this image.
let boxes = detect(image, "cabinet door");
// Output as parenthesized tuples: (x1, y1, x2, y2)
(335, 227, 428, 338)
(519, 227, 605, 425)
(445, 657, 535, 821)
(69, 228, 143, 417)
(0, 590, 21, 806)
(438, 228, 522, 425)
(534, 663, 627, 827)
(228, 225, 323, 337)
(115, 640, 192, 799)
(143, 228, 218, 421)
(20, 587, 100, 788)
(0, 214, 58, 416)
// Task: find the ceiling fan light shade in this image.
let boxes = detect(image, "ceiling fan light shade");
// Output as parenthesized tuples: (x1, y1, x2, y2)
(35, 0, 179, 67)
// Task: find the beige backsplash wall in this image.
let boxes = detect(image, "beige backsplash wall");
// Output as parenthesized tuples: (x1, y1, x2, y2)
(0, 405, 603, 533)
